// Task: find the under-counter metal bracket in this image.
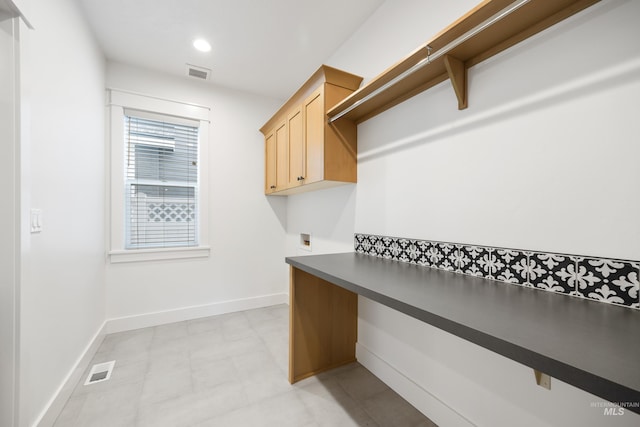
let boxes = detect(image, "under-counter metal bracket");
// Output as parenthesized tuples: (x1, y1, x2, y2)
(534, 369, 551, 390)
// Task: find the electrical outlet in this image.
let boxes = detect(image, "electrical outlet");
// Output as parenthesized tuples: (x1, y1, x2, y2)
(299, 233, 312, 252)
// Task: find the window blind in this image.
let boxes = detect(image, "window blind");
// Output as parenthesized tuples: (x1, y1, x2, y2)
(124, 114, 199, 248)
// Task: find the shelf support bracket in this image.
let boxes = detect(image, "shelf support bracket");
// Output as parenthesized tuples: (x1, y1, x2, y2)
(534, 369, 551, 390)
(444, 55, 467, 110)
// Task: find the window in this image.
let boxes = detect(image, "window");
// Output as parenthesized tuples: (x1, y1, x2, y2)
(125, 114, 199, 248)
(108, 90, 210, 262)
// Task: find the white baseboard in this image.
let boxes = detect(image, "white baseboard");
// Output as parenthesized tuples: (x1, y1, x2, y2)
(356, 342, 476, 427)
(105, 293, 289, 334)
(36, 322, 107, 427)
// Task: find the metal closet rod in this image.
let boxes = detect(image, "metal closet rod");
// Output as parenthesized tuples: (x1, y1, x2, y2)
(328, 0, 532, 123)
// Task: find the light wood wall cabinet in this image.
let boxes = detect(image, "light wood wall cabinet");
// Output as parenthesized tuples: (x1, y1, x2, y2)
(263, 121, 288, 193)
(260, 65, 363, 195)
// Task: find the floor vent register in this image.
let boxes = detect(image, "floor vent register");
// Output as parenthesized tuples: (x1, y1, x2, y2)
(84, 361, 115, 385)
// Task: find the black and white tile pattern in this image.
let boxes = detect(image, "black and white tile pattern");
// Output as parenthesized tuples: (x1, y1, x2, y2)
(575, 258, 639, 307)
(527, 252, 579, 295)
(437, 243, 456, 271)
(458, 245, 488, 277)
(491, 248, 528, 285)
(354, 233, 640, 309)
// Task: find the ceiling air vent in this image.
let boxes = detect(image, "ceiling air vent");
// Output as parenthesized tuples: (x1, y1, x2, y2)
(186, 64, 211, 80)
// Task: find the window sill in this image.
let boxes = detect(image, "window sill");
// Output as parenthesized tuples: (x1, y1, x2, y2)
(109, 246, 210, 263)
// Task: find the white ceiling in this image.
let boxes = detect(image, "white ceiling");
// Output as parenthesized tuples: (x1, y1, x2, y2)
(77, 0, 385, 100)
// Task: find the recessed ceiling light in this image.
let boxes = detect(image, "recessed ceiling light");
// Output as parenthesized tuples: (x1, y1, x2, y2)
(193, 39, 211, 52)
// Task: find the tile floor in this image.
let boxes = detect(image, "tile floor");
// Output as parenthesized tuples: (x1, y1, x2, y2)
(54, 304, 437, 427)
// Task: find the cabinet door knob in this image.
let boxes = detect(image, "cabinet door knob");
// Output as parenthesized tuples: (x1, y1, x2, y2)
(270, 185, 276, 189)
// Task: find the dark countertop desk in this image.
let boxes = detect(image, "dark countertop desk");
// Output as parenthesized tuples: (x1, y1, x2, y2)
(286, 252, 640, 414)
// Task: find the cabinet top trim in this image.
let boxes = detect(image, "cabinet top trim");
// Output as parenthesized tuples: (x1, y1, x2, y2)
(260, 65, 363, 135)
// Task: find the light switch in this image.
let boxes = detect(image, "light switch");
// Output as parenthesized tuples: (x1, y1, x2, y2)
(30, 209, 42, 233)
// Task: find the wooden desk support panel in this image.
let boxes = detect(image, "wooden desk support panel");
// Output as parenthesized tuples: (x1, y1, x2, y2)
(289, 267, 358, 383)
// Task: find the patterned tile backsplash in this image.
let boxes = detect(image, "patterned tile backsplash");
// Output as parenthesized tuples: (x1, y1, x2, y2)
(354, 234, 640, 309)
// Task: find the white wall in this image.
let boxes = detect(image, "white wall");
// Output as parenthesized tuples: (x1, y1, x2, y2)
(354, 1, 640, 259)
(0, 11, 19, 427)
(285, 184, 356, 256)
(17, 0, 107, 425)
(105, 62, 288, 328)
(287, 0, 640, 426)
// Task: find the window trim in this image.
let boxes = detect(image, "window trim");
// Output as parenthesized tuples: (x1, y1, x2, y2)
(107, 89, 210, 263)
(109, 246, 210, 264)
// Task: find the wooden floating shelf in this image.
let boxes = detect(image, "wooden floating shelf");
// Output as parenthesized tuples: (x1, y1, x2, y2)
(327, 0, 601, 124)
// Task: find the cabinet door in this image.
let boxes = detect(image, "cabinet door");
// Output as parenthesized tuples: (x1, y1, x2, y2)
(275, 120, 288, 191)
(287, 106, 304, 188)
(264, 129, 276, 194)
(303, 86, 324, 184)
